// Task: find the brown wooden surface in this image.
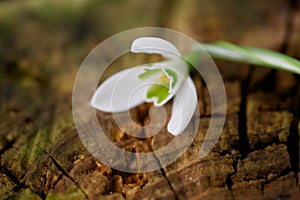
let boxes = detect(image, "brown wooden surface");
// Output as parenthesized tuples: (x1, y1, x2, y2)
(1, 0, 300, 199)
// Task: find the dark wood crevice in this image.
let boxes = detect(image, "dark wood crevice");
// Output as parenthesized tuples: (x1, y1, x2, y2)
(238, 67, 253, 158)
(225, 157, 237, 200)
(159, 168, 179, 200)
(261, 167, 295, 198)
(0, 166, 21, 187)
(149, 139, 179, 200)
(287, 79, 300, 185)
(0, 138, 15, 157)
(49, 155, 89, 199)
(1, 153, 45, 199)
(242, 0, 300, 188)
(284, 0, 300, 187)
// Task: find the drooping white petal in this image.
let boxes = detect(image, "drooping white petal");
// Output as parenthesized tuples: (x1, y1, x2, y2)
(131, 37, 189, 107)
(91, 66, 150, 112)
(131, 37, 181, 59)
(167, 76, 197, 135)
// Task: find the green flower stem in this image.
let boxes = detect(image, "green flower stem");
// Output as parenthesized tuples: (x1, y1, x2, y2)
(183, 49, 203, 72)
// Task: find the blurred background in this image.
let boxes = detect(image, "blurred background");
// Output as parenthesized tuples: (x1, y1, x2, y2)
(1, 0, 299, 120)
(1, 0, 299, 96)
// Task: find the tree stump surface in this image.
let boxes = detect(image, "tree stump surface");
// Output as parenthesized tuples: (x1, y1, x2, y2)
(1, 0, 300, 199)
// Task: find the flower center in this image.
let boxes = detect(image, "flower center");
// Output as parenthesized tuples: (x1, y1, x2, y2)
(145, 70, 175, 105)
(159, 73, 170, 86)
(138, 66, 178, 106)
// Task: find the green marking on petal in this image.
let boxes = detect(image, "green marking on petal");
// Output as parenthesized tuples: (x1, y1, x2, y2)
(146, 69, 174, 105)
(164, 68, 177, 88)
(138, 68, 161, 79)
(144, 68, 179, 105)
(146, 84, 169, 105)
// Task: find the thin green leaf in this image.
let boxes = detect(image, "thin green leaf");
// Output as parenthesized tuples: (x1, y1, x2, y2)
(200, 41, 300, 75)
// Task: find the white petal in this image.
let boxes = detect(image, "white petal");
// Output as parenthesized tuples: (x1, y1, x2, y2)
(167, 76, 197, 135)
(91, 66, 149, 112)
(131, 37, 181, 59)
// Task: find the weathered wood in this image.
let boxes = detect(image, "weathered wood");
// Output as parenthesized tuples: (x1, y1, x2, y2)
(1, 0, 300, 199)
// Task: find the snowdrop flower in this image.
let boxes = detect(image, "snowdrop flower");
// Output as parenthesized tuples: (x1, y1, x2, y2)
(91, 37, 197, 135)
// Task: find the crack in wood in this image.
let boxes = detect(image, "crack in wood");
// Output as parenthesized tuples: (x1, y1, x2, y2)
(261, 167, 295, 197)
(266, 168, 293, 185)
(261, 181, 265, 196)
(238, 67, 253, 158)
(49, 155, 89, 200)
(0, 166, 21, 186)
(149, 146, 179, 200)
(159, 168, 179, 200)
(1, 157, 47, 199)
(1, 176, 43, 200)
(287, 79, 300, 186)
(0, 138, 15, 157)
(199, 78, 207, 117)
(225, 157, 237, 200)
(283, 0, 300, 188)
(146, 126, 179, 200)
(0, 166, 45, 200)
